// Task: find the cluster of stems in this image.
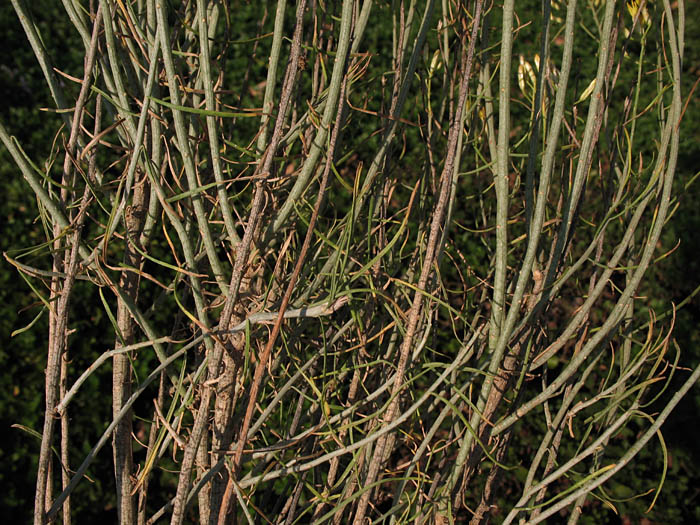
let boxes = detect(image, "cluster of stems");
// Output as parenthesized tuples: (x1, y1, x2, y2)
(2, 0, 692, 523)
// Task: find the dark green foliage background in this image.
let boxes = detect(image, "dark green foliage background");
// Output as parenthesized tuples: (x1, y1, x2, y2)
(1, 1, 698, 522)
